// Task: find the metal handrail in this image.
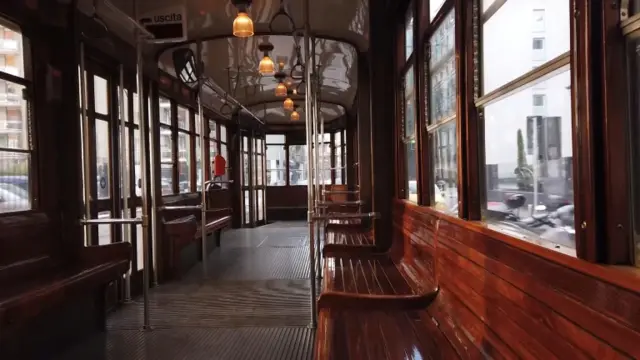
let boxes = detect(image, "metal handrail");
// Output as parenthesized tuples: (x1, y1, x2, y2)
(80, 218, 143, 225)
(316, 200, 363, 206)
(313, 212, 379, 220)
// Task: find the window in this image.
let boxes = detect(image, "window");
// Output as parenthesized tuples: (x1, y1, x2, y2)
(334, 131, 345, 185)
(0, 20, 31, 214)
(266, 134, 286, 186)
(158, 97, 174, 195)
(430, 0, 446, 20)
(405, 10, 414, 60)
(289, 144, 308, 185)
(480, 1, 573, 253)
(532, 9, 545, 32)
(428, 10, 457, 214)
(483, 2, 569, 94)
(400, 5, 418, 203)
(532, 37, 545, 50)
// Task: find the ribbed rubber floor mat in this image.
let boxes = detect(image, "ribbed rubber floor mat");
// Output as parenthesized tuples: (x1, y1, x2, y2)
(183, 247, 312, 281)
(108, 280, 313, 330)
(57, 327, 314, 360)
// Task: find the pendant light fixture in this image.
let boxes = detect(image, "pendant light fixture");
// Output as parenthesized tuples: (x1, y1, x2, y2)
(284, 97, 294, 111)
(274, 70, 287, 97)
(258, 43, 275, 75)
(232, 0, 254, 38)
(290, 106, 300, 121)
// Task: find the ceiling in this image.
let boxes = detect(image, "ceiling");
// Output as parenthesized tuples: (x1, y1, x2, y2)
(76, 0, 369, 125)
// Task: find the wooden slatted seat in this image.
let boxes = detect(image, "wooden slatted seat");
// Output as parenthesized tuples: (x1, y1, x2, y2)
(0, 242, 131, 346)
(315, 308, 461, 360)
(316, 211, 445, 359)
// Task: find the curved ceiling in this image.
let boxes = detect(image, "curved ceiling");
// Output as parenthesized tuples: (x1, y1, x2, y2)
(249, 101, 345, 124)
(158, 35, 357, 121)
(77, 0, 369, 125)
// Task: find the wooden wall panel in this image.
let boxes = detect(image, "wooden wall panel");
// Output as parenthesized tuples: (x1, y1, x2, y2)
(393, 200, 640, 359)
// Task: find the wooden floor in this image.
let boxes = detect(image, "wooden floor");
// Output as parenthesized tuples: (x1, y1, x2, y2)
(56, 222, 317, 360)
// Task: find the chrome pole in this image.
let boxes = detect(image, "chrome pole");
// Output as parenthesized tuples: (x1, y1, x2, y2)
(79, 42, 92, 246)
(197, 40, 208, 278)
(136, 36, 151, 331)
(148, 82, 159, 287)
(303, 0, 317, 328)
(118, 64, 132, 301)
(310, 37, 321, 280)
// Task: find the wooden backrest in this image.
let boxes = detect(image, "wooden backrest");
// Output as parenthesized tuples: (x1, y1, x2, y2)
(0, 214, 58, 288)
(394, 199, 640, 359)
(393, 202, 439, 293)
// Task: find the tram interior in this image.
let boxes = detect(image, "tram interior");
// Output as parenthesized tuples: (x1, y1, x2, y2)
(1, 0, 640, 359)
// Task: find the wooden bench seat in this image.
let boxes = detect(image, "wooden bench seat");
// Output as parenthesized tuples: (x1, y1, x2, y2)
(315, 211, 445, 359)
(0, 241, 131, 358)
(315, 308, 460, 360)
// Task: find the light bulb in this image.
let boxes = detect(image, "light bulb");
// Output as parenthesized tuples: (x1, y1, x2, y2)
(233, 12, 254, 38)
(284, 97, 294, 111)
(259, 56, 275, 75)
(290, 110, 300, 121)
(275, 82, 287, 97)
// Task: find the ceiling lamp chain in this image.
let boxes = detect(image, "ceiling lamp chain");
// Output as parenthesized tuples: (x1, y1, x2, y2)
(231, 0, 254, 38)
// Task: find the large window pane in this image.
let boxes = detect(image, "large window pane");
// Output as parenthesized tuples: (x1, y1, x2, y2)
(159, 97, 171, 125)
(405, 9, 414, 60)
(266, 142, 286, 186)
(243, 190, 250, 224)
(178, 131, 190, 193)
(483, 67, 574, 253)
(431, 122, 458, 214)
(431, 0, 446, 20)
(209, 120, 216, 139)
(429, 10, 455, 125)
(196, 137, 202, 190)
(96, 120, 110, 199)
(289, 145, 308, 185)
(0, 152, 30, 213)
(258, 189, 264, 221)
(220, 125, 227, 143)
(134, 129, 142, 197)
(267, 134, 285, 143)
(97, 210, 111, 245)
(94, 75, 109, 115)
(160, 125, 174, 195)
(482, 1, 570, 94)
(403, 65, 417, 202)
(243, 153, 249, 186)
(177, 105, 190, 130)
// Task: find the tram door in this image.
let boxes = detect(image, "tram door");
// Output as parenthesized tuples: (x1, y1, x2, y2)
(79, 60, 148, 303)
(241, 134, 251, 226)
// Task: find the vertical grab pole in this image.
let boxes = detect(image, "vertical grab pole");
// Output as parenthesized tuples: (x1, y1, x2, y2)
(118, 64, 132, 301)
(310, 37, 321, 280)
(197, 40, 208, 278)
(79, 42, 92, 245)
(148, 82, 159, 287)
(136, 36, 151, 331)
(317, 70, 324, 279)
(303, 0, 317, 328)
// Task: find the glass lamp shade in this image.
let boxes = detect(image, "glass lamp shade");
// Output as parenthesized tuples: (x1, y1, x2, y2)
(275, 82, 287, 97)
(290, 110, 300, 121)
(283, 97, 294, 111)
(233, 12, 254, 37)
(259, 56, 275, 75)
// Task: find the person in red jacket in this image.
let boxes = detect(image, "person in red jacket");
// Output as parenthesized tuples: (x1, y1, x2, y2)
(212, 154, 226, 181)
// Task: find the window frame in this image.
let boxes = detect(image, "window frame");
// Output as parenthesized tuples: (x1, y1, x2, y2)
(0, 18, 35, 216)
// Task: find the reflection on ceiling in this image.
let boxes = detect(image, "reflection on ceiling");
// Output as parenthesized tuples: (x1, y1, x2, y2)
(158, 35, 357, 122)
(249, 101, 345, 124)
(77, 0, 369, 125)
